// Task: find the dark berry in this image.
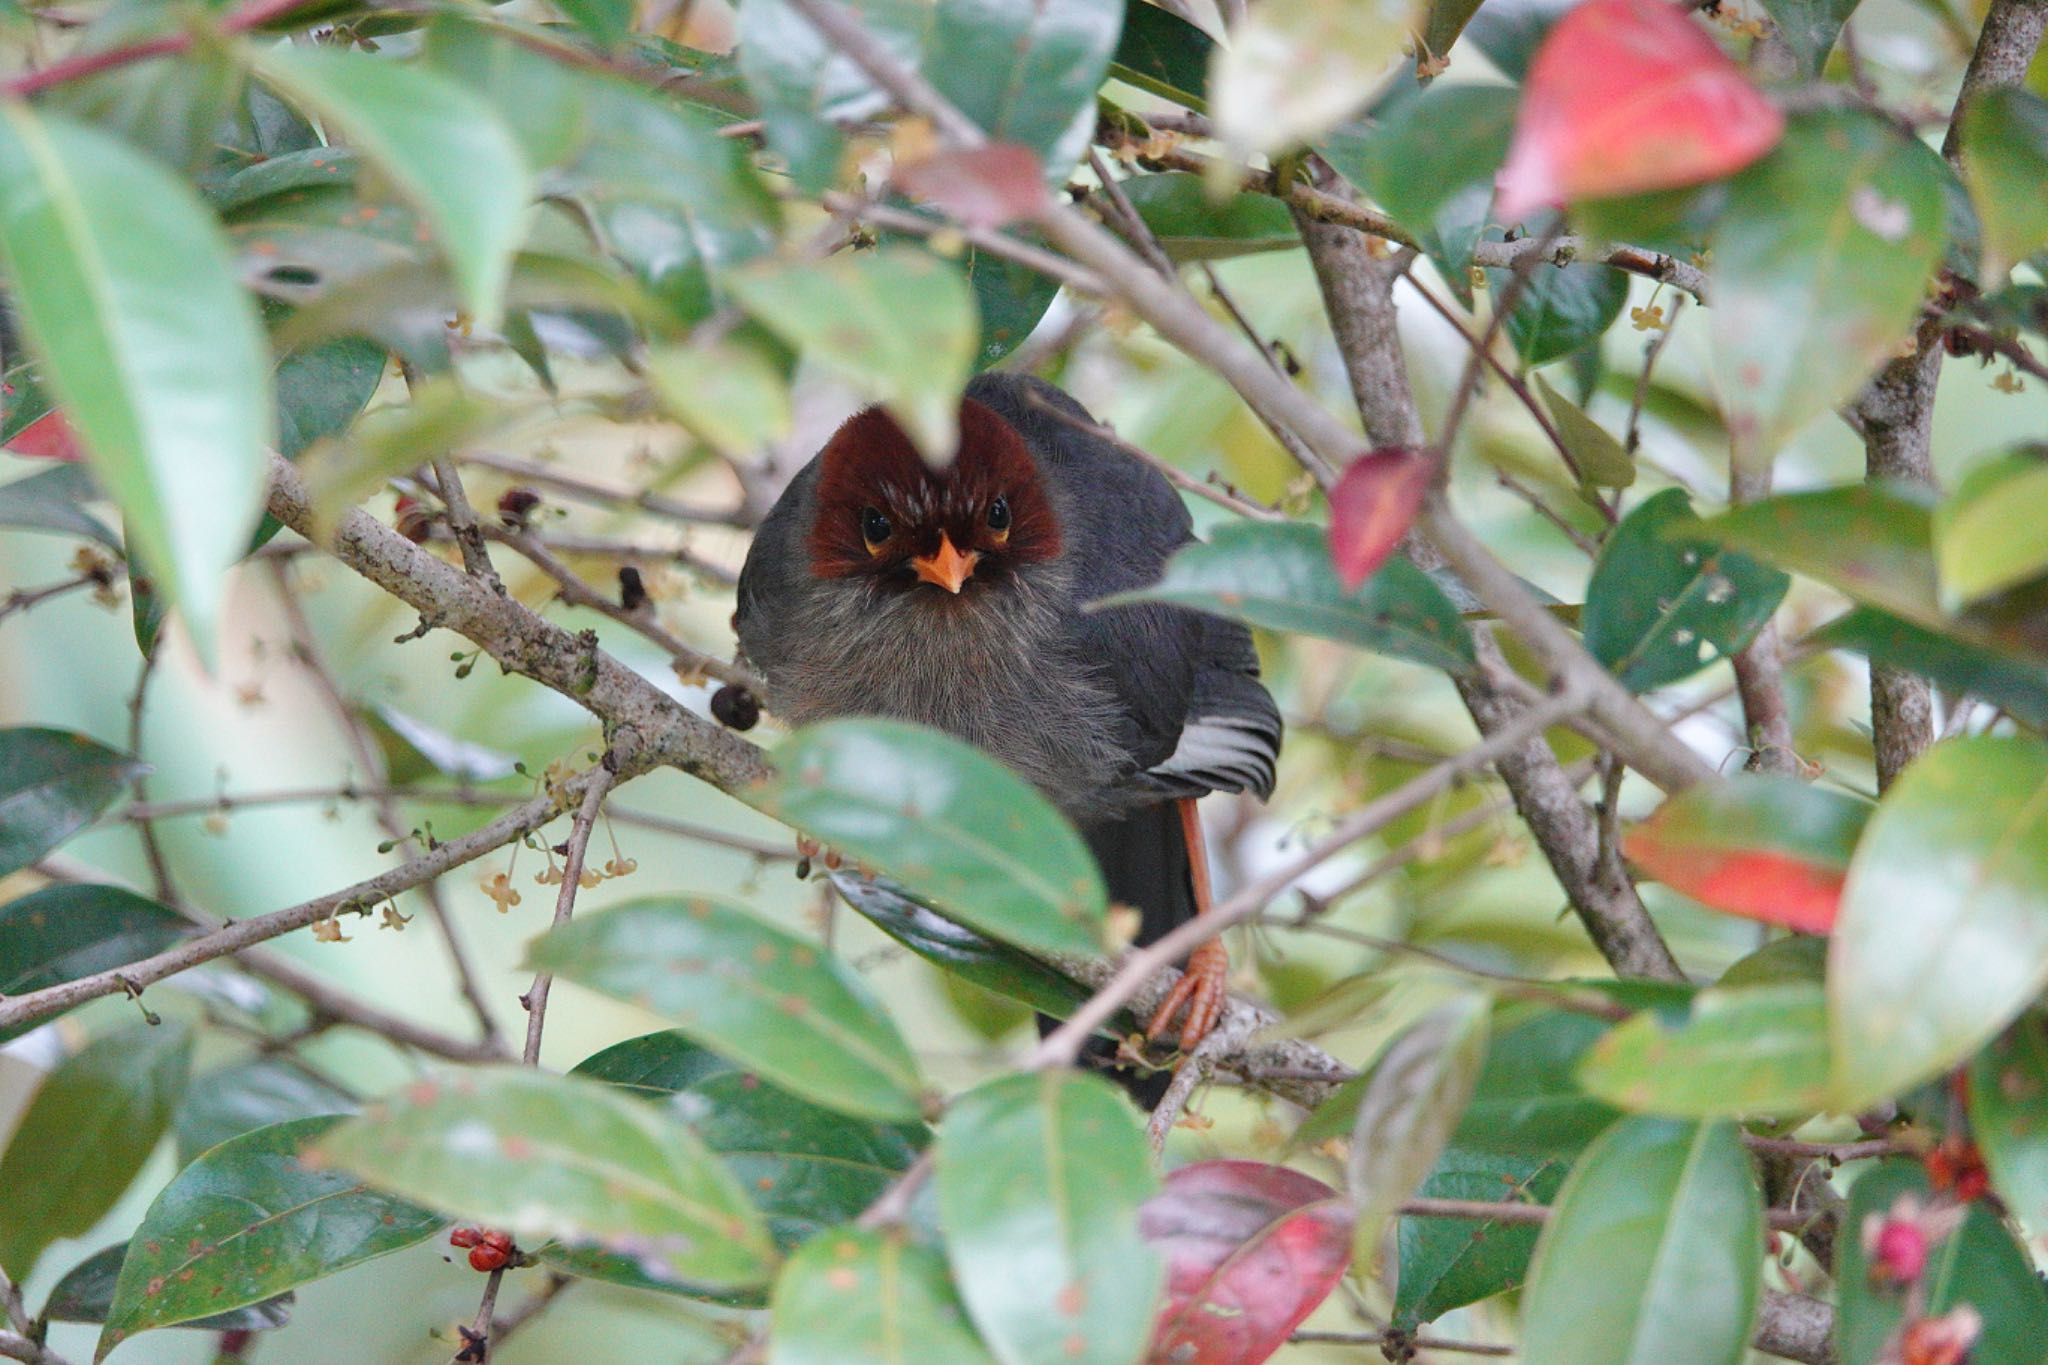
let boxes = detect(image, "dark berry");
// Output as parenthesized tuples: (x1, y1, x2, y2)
(618, 566, 649, 611)
(711, 684, 760, 731)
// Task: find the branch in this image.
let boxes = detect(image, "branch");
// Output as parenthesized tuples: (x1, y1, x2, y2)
(1754, 1291, 1836, 1365)
(2, 0, 317, 96)
(518, 759, 617, 1064)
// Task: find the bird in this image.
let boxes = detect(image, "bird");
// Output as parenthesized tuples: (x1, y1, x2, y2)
(734, 371, 1281, 1090)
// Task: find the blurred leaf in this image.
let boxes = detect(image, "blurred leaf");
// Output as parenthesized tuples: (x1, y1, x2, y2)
(1621, 776, 1867, 934)
(1116, 172, 1299, 261)
(1463, 0, 1574, 81)
(1449, 1007, 1624, 1158)
(1969, 1016, 2048, 1237)
(273, 336, 387, 461)
(1328, 448, 1432, 591)
(1934, 451, 2048, 608)
(1101, 522, 1476, 674)
(1695, 483, 1941, 628)
(1837, 1161, 2048, 1365)
(770, 1227, 995, 1364)
(896, 145, 1050, 229)
(1829, 736, 2048, 1112)
(1487, 260, 1627, 367)
(253, 46, 534, 326)
(1582, 489, 1790, 693)
(367, 704, 519, 784)
(0, 105, 272, 654)
(571, 1030, 926, 1250)
(1520, 1117, 1761, 1365)
(1109, 2, 1213, 110)
(1758, 0, 1859, 76)
(554, 0, 633, 48)
(0, 884, 190, 1045)
(1495, 0, 1783, 221)
(1960, 88, 2048, 277)
(0, 464, 117, 547)
(1141, 1161, 1353, 1365)
(310, 1067, 778, 1291)
(964, 242, 1061, 368)
(99, 1116, 437, 1357)
(48, 10, 244, 174)
(1710, 112, 1945, 463)
(173, 1058, 357, 1164)
(1810, 607, 2048, 731)
(755, 720, 1107, 958)
(0, 727, 142, 880)
(295, 377, 506, 535)
(1577, 983, 1830, 1117)
(829, 874, 1093, 1020)
(418, 18, 596, 173)
(1717, 934, 1828, 989)
(927, 0, 1122, 173)
(737, 0, 933, 193)
(1533, 375, 1634, 489)
(937, 1072, 1160, 1365)
(47, 1244, 290, 1332)
(647, 339, 793, 459)
(1395, 1147, 1564, 1330)
(727, 248, 976, 460)
(0, 1022, 192, 1280)
(1419, 0, 1487, 72)
(1211, 0, 1414, 160)
(1348, 998, 1490, 1270)
(934, 966, 1032, 1042)
(528, 895, 926, 1123)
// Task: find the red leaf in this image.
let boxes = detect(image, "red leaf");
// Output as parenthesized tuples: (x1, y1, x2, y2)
(895, 144, 1050, 230)
(5, 410, 83, 462)
(1623, 835, 1843, 934)
(1328, 447, 1430, 590)
(1494, 0, 1784, 221)
(1622, 777, 1865, 934)
(1140, 1160, 1354, 1365)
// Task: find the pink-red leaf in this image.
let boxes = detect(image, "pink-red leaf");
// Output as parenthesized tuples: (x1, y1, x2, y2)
(895, 144, 1050, 230)
(1494, 0, 1784, 221)
(1140, 1160, 1354, 1365)
(4, 410, 83, 461)
(1328, 447, 1430, 591)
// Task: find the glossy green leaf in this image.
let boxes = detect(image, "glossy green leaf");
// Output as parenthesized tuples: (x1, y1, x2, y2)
(937, 1072, 1160, 1365)
(1534, 375, 1634, 490)
(254, 46, 533, 326)
(309, 1066, 778, 1291)
(0, 1022, 192, 1280)
(1521, 1118, 1762, 1365)
(1578, 984, 1831, 1118)
(727, 248, 976, 460)
(1837, 1161, 2048, 1365)
(771, 1227, 996, 1365)
(1960, 88, 2048, 277)
(647, 339, 792, 459)
(0, 727, 141, 881)
(173, 1058, 357, 1164)
(1211, 0, 1414, 160)
(1448, 1007, 1623, 1158)
(1109, 2, 1213, 110)
(1395, 1148, 1565, 1330)
(98, 1115, 438, 1357)
(1710, 112, 1946, 462)
(1694, 483, 1941, 628)
(927, 0, 1122, 173)
(0, 463, 119, 548)
(528, 896, 925, 1122)
(1934, 451, 2048, 607)
(1810, 606, 2048, 731)
(754, 720, 1107, 958)
(964, 241, 1060, 368)
(1583, 489, 1790, 693)
(736, 0, 934, 192)
(1969, 1016, 2048, 1237)
(0, 884, 189, 1044)
(1489, 261, 1628, 368)
(1757, 0, 1859, 76)
(46, 1244, 290, 1332)
(1117, 172, 1299, 261)
(273, 335, 387, 461)
(1830, 737, 2048, 1111)
(0, 106, 271, 652)
(1101, 521, 1476, 674)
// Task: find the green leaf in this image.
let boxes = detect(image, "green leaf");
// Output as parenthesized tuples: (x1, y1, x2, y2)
(1709, 112, 1946, 462)
(1109, 2, 1213, 110)
(1934, 451, 2048, 607)
(1829, 736, 2048, 1111)
(1463, 0, 1571, 81)
(1810, 606, 2048, 731)
(964, 241, 1060, 368)
(0, 105, 272, 654)
(646, 339, 792, 459)
(1582, 489, 1790, 693)
(309, 1066, 778, 1292)
(1419, 0, 1486, 69)
(1449, 1007, 1624, 1159)
(1577, 984, 1831, 1118)
(47, 10, 245, 175)
(571, 1030, 925, 1252)
(937, 1072, 1159, 1365)
(1349, 998, 1490, 1272)
(1116, 172, 1299, 261)
(1490, 261, 1628, 368)
(0, 1022, 192, 1280)
(528, 896, 926, 1123)
(273, 335, 387, 461)
(771, 1227, 996, 1365)
(1960, 88, 2048, 277)
(0, 727, 142, 880)
(1756, 0, 1859, 76)
(1101, 521, 1476, 674)
(0, 464, 120, 549)
(0, 884, 189, 1044)
(554, 0, 633, 48)
(1520, 1118, 1762, 1365)
(1534, 375, 1635, 490)
(726, 247, 976, 460)
(1837, 1161, 2048, 1365)
(1970, 1016, 2048, 1237)
(46, 1244, 291, 1332)
(1395, 1148, 1565, 1330)
(1694, 483, 1941, 629)
(97, 1116, 438, 1357)
(1211, 0, 1413, 160)
(736, 0, 934, 193)
(754, 720, 1107, 958)
(927, 0, 1123, 173)
(173, 1058, 357, 1164)
(253, 46, 533, 327)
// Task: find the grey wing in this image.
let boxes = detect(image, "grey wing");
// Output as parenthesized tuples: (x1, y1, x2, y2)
(1142, 614, 1282, 801)
(732, 455, 821, 682)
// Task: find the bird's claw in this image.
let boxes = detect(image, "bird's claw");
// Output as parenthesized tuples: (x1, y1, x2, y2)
(1144, 940, 1229, 1054)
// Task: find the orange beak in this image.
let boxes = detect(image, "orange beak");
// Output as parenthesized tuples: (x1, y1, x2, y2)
(910, 533, 980, 594)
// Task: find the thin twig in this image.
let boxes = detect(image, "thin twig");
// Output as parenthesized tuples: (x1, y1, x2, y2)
(519, 761, 618, 1065)
(0, 574, 95, 627)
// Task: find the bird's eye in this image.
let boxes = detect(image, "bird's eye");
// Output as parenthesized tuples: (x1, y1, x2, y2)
(860, 507, 892, 551)
(986, 496, 1012, 534)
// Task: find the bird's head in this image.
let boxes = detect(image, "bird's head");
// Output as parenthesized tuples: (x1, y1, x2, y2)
(807, 399, 1062, 596)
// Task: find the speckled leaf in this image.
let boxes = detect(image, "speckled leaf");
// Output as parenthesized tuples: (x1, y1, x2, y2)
(1101, 521, 1476, 674)
(937, 1072, 1160, 1365)
(755, 719, 1107, 958)
(1577, 983, 1830, 1118)
(47, 1244, 289, 1332)
(1969, 1016, 2048, 1238)
(529, 897, 923, 1123)
(771, 1227, 996, 1365)
(1395, 1148, 1564, 1330)
(96, 1116, 435, 1358)
(309, 1067, 777, 1292)
(1694, 483, 1941, 629)
(0, 884, 190, 1044)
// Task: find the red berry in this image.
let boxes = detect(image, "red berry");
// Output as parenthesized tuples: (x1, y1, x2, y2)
(1872, 1219, 1930, 1283)
(481, 1230, 514, 1253)
(449, 1226, 482, 1249)
(468, 1244, 509, 1272)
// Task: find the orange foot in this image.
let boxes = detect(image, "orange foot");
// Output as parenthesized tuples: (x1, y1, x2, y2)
(1145, 940, 1229, 1053)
